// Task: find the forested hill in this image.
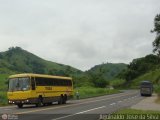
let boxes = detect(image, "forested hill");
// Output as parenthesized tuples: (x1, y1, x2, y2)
(86, 63, 127, 80)
(0, 47, 82, 76)
(0, 47, 127, 86)
(118, 54, 160, 81)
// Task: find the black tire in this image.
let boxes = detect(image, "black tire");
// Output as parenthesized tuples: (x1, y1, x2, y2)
(17, 104, 23, 108)
(58, 96, 63, 104)
(63, 95, 67, 104)
(36, 97, 43, 107)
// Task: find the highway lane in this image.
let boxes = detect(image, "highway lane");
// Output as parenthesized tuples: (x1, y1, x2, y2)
(0, 90, 143, 120)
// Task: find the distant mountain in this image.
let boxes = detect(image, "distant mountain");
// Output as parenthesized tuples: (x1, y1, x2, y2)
(86, 63, 127, 80)
(0, 47, 82, 76)
(0, 46, 127, 86)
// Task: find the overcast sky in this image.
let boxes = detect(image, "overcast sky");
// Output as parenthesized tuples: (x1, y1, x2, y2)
(0, 0, 160, 71)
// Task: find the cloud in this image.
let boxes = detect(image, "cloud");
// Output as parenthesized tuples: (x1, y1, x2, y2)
(0, 0, 160, 71)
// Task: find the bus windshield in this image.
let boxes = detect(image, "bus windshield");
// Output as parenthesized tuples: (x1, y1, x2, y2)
(8, 77, 30, 92)
(141, 81, 152, 87)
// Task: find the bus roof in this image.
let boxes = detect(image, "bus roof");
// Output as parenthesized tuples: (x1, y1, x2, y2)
(9, 73, 72, 80)
(141, 80, 151, 83)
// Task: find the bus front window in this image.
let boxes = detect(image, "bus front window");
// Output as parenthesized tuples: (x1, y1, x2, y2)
(8, 77, 30, 91)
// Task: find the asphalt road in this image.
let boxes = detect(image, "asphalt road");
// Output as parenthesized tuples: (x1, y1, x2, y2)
(0, 90, 143, 120)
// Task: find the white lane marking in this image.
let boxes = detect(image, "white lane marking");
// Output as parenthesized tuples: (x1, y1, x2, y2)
(76, 106, 106, 114)
(52, 106, 106, 120)
(110, 103, 116, 106)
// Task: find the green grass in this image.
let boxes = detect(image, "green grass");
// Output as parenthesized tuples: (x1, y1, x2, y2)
(131, 69, 160, 87)
(0, 91, 7, 105)
(117, 108, 160, 114)
(74, 86, 120, 99)
(110, 79, 125, 88)
(0, 74, 9, 105)
(110, 109, 160, 120)
(154, 85, 160, 95)
(0, 74, 9, 90)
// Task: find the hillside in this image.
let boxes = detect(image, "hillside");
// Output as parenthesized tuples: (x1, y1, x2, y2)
(0, 47, 82, 76)
(131, 69, 160, 87)
(128, 69, 160, 94)
(0, 47, 128, 88)
(118, 54, 160, 81)
(86, 63, 127, 80)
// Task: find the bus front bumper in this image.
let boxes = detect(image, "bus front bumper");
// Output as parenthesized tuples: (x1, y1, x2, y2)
(8, 98, 37, 104)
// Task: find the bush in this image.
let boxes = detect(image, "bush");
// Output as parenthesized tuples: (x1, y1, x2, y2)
(110, 79, 125, 88)
(74, 86, 119, 99)
(154, 85, 160, 95)
(0, 91, 7, 105)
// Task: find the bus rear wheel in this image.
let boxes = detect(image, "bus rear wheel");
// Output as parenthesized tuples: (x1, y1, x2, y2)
(36, 97, 43, 107)
(62, 95, 67, 104)
(17, 104, 23, 108)
(58, 96, 63, 104)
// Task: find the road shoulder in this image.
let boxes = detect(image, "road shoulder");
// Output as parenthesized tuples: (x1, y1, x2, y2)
(131, 94, 160, 111)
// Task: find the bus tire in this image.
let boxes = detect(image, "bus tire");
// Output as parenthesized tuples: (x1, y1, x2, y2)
(36, 96, 43, 107)
(17, 104, 23, 108)
(63, 95, 67, 104)
(58, 96, 63, 104)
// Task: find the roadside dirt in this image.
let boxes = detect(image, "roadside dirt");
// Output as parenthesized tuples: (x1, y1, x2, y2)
(131, 94, 160, 111)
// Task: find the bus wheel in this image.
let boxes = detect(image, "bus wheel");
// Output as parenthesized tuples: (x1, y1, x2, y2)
(63, 95, 67, 104)
(36, 97, 43, 107)
(17, 104, 23, 108)
(58, 96, 63, 104)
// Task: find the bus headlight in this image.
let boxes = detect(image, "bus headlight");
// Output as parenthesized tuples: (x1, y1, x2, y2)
(25, 99, 29, 103)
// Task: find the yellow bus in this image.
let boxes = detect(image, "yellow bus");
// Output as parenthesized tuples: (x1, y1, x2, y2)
(7, 73, 73, 108)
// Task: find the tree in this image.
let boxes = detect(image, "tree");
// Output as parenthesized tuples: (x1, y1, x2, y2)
(118, 54, 160, 81)
(152, 14, 160, 56)
(89, 72, 109, 88)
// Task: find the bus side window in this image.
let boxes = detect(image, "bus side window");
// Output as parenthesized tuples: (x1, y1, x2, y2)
(31, 77, 36, 90)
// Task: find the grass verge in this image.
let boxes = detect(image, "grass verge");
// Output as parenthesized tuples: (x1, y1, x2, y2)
(0, 74, 9, 106)
(74, 86, 120, 99)
(0, 91, 7, 106)
(106, 109, 160, 120)
(116, 108, 160, 114)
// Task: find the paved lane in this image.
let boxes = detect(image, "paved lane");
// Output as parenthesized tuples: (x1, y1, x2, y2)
(0, 90, 143, 120)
